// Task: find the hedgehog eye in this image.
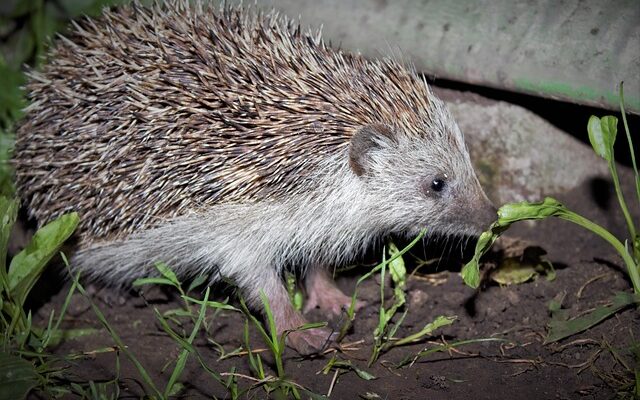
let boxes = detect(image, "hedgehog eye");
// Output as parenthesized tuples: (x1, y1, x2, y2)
(431, 178, 446, 192)
(421, 175, 447, 196)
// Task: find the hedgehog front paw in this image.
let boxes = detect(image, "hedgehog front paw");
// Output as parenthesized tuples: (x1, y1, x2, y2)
(286, 327, 335, 355)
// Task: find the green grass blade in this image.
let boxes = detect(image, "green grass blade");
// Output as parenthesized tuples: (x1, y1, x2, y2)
(258, 291, 279, 351)
(132, 277, 176, 287)
(163, 287, 210, 398)
(544, 291, 639, 344)
(323, 359, 377, 380)
(239, 297, 273, 354)
(461, 227, 503, 288)
(181, 296, 239, 312)
(41, 266, 80, 349)
(186, 275, 207, 293)
(71, 274, 163, 398)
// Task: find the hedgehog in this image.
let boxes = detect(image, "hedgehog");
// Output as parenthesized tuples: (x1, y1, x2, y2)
(14, 0, 496, 354)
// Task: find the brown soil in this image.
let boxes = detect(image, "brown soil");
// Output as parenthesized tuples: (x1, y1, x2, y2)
(26, 94, 639, 399)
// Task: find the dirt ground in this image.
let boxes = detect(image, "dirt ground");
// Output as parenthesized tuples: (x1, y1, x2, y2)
(26, 91, 639, 399)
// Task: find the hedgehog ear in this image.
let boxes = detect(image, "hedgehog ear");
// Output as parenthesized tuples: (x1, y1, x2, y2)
(349, 124, 397, 177)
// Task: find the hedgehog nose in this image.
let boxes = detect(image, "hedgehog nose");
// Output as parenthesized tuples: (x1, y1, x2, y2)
(478, 201, 498, 231)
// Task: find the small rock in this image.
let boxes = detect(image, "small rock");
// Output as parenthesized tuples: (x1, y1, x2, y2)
(408, 289, 429, 308)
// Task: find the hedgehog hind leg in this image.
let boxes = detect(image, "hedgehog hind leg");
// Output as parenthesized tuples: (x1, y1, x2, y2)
(243, 267, 334, 355)
(303, 267, 365, 317)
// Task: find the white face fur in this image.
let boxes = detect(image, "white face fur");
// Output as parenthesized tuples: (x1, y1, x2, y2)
(348, 113, 495, 239)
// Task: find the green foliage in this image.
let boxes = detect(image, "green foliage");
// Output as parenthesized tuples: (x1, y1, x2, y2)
(545, 291, 638, 344)
(337, 230, 426, 343)
(462, 85, 639, 351)
(335, 231, 457, 367)
(0, 352, 39, 400)
(134, 262, 244, 398)
(0, 195, 95, 399)
(588, 115, 618, 161)
(285, 272, 303, 312)
(153, 287, 213, 399)
(69, 266, 164, 398)
(0, 67, 25, 130)
(490, 248, 555, 286)
(588, 113, 637, 247)
(0, 130, 15, 196)
(617, 83, 640, 205)
(1, 196, 78, 348)
(321, 357, 376, 381)
(8, 213, 78, 308)
(239, 292, 326, 399)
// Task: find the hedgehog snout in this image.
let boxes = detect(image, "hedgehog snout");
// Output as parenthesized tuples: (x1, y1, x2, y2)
(475, 200, 498, 233)
(445, 191, 497, 237)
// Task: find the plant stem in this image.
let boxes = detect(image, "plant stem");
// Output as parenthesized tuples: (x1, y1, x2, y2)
(558, 211, 639, 295)
(608, 158, 637, 244)
(619, 83, 640, 205)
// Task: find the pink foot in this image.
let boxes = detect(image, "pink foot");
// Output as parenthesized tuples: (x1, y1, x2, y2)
(303, 268, 365, 317)
(286, 325, 334, 355)
(266, 280, 334, 355)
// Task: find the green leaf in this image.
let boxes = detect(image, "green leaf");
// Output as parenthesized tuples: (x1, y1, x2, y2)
(587, 116, 607, 158)
(37, 327, 99, 348)
(462, 198, 566, 288)
(351, 367, 376, 381)
(545, 291, 639, 343)
(285, 272, 303, 311)
(0, 132, 16, 197)
(186, 274, 207, 293)
(1, 24, 35, 70)
(325, 360, 377, 380)
(387, 242, 406, 307)
(491, 247, 554, 285)
(8, 212, 79, 306)
(461, 230, 496, 288)
(0, 352, 39, 400)
(600, 116, 618, 149)
(392, 315, 456, 347)
(491, 259, 537, 285)
(182, 296, 239, 312)
(587, 115, 618, 162)
(0, 63, 26, 129)
(153, 262, 180, 286)
(397, 337, 506, 368)
(388, 242, 407, 285)
(29, 3, 63, 67)
(165, 382, 184, 397)
(132, 277, 176, 287)
(497, 197, 566, 223)
(0, 197, 18, 276)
